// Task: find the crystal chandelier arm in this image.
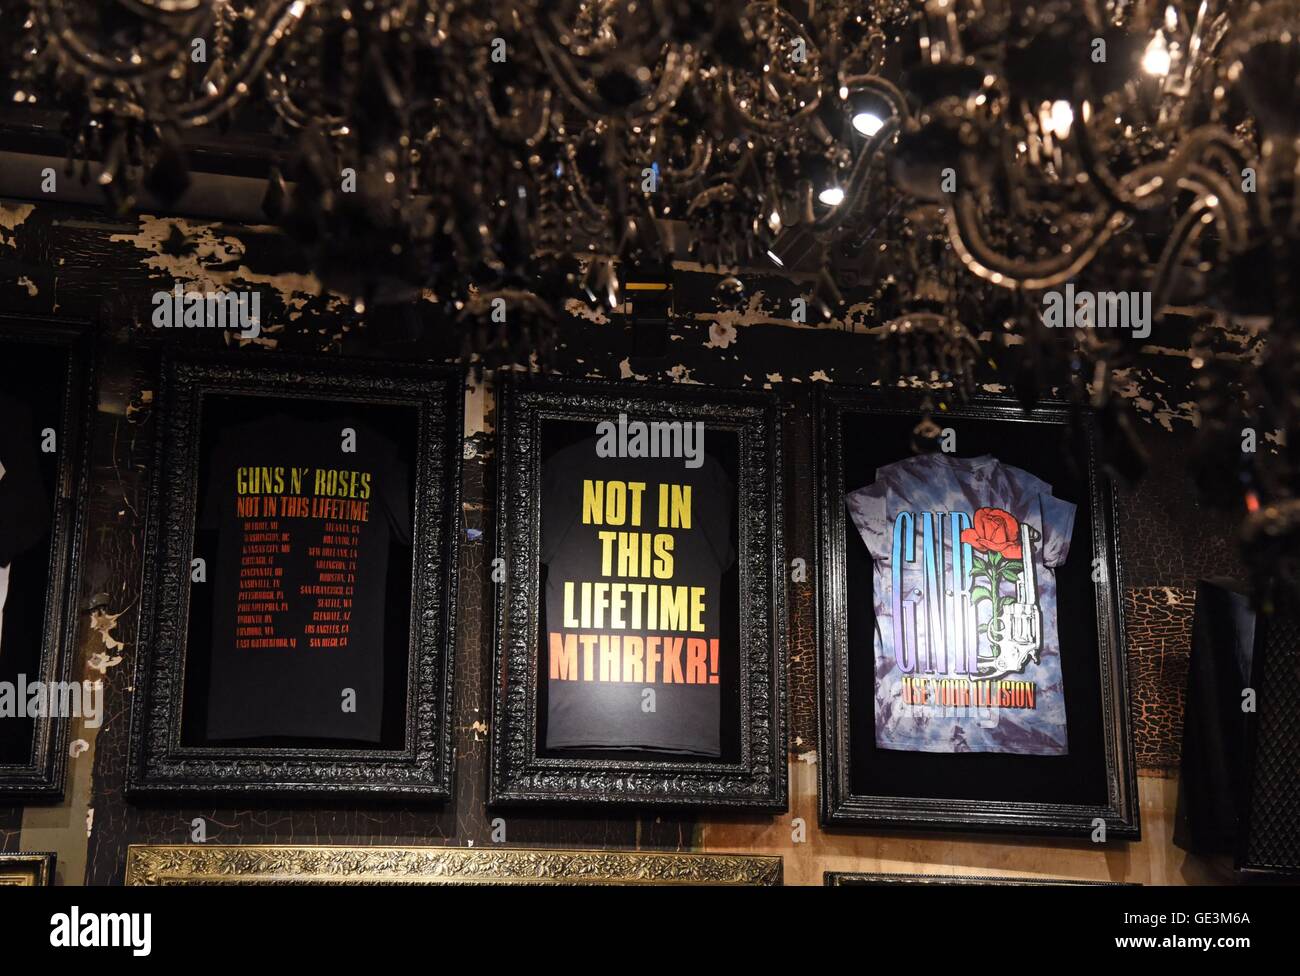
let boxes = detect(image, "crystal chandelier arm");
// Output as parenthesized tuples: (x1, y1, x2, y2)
(168, 0, 312, 127)
(835, 25, 888, 91)
(264, 71, 348, 134)
(534, 32, 695, 125)
(1150, 194, 1223, 314)
(1173, 164, 1251, 252)
(1074, 106, 1254, 218)
(39, 0, 195, 79)
(658, 129, 713, 184)
(475, 83, 553, 146)
(114, 0, 207, 19)
(942, 189, 1129, 290)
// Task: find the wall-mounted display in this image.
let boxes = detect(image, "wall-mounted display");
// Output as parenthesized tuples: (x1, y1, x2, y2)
(127, 355, 461, 799)
(125, 845, 783, 885)
(0, 318, 94, 800)
(818, 390, 1139, 837)
(491, 377, 786, 808)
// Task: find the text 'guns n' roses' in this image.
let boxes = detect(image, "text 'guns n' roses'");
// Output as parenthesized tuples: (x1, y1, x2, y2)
(230, 465, 374, 652)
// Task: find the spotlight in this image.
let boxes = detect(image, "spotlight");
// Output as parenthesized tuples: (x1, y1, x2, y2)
(852, 111, 885, 137)
(817, 185, 845, 207)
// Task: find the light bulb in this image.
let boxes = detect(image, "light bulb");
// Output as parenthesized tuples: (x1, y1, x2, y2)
(818, 185, 845, 206)
(852, 111, 885, 137)
(1044, 100, 1074, 139)
(1142, 33, 1171, 76)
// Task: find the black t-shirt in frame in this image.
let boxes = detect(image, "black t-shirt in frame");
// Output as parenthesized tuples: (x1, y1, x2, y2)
(0, 393, 55, 763)
(197, 414, 411, 743)
(541, 433, 736, 757)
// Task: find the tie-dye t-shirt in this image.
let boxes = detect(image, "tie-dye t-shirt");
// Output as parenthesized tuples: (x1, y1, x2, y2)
(846, 454, 1076, 756)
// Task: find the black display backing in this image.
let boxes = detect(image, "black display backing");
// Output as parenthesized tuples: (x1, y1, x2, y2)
(534, 417, 742, 765)
(0, 343, 67, 765)
(841, 409, 1108, 807)
(178, 393, 417, 752)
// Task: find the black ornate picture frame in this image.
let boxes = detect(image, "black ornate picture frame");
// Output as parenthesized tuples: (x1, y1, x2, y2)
(0, 317, 95, 801)
(490, 376, 786, 809)
(127, 354, 462, 799)
(817, 388, 1139, 837)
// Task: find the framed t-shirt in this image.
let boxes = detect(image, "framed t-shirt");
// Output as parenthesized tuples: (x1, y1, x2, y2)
(0, 318, 94, 801)
(491, 376, 786, 810)
(128, 354, 461, 800)
(817, 389, 1139, 838)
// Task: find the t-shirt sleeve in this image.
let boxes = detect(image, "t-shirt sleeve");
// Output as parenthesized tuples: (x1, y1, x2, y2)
(1001, 462, 1074, 567)
(845, 482, 887, 560)
(1037, 492, 1077, 567)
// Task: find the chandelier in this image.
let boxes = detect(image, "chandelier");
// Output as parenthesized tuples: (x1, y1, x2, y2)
(4, 0, 1300, 600)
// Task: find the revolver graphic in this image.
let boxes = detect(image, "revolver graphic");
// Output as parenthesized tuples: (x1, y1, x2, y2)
(976, 522, 1042, 680)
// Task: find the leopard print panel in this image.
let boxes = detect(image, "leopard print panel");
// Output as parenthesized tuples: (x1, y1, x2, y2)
(788, 581, 817, 756)
(1124, 586, 1195, 771)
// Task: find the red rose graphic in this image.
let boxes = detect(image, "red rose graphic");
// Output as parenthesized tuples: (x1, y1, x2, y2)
(960, 507, 1022, 559)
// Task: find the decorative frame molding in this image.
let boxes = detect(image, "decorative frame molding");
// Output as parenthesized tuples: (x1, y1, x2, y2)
(816, 388, 1140, 837)
(125, 845, 783, 886)
(826, 871, 1134, 886)
(0, 852, 57, 886)
(126, 353, 462, 799)
(0, 316, 95, 801)
(490, 376, 787, 809)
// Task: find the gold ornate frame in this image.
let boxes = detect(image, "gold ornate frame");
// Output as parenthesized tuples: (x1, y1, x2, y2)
(126, 845, 782, 886)
(0, 852, 56, 886)
(825, 871, 1135, 886)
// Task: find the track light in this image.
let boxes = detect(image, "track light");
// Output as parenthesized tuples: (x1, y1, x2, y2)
(817, 185, 845, 207)
(852, 111, 885, 137)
